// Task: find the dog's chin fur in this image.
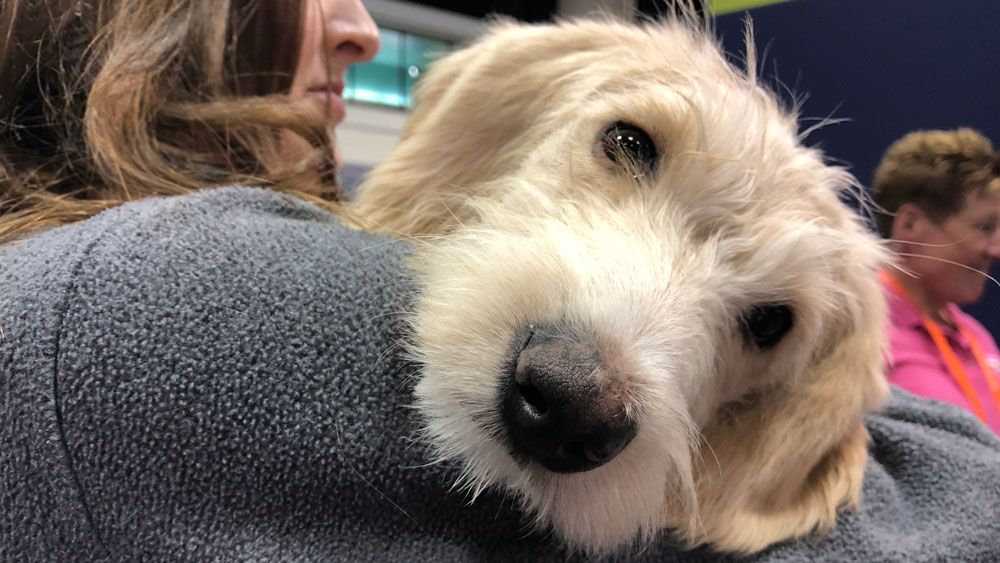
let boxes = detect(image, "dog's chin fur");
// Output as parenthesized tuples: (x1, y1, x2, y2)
(355, 17, 890, 556)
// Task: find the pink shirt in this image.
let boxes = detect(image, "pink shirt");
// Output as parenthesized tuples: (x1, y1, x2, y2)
(884, 285, 1000, 435)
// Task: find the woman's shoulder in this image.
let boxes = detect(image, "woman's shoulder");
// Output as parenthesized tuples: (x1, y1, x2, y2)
(0, 185, 415, 407)
(80, 185, 380, 254)
(2, 185, 409, 290)
(2, 187, 414, 353)
(0, 187, 420, 560)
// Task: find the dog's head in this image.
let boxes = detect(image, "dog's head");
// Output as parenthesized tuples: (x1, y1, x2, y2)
(355, 18, 889, 555)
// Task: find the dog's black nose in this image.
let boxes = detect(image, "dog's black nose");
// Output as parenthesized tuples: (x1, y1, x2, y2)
(501, 326, 637, 473)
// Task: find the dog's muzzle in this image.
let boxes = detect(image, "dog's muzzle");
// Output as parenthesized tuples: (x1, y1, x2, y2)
(500, 326, 637, 473)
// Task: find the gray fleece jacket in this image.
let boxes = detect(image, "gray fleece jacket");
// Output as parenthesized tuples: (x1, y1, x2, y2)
(2, 187, 999, 562)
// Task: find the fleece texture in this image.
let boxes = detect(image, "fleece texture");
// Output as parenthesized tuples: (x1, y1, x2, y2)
(2, 187, 998, 562)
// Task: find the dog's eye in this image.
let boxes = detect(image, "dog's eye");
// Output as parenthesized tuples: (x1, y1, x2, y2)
(600, 121, 657, 177)
(741, 304, 793, 349)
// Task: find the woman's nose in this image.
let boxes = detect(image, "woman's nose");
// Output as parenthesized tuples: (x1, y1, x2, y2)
(324, 0, 380, 65)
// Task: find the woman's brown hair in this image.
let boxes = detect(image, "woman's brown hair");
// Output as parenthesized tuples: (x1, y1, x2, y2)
(0, 0, 341, 242)
(871, 128, 999, 239)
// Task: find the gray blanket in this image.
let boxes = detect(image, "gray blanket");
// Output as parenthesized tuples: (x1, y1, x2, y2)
(2, 187, 999, 562)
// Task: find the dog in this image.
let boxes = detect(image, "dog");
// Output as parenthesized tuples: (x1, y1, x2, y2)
(353, 16, 889, 556)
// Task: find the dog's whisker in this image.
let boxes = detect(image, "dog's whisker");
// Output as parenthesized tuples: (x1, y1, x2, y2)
(886, 262, 921, 280)
(334, 422, 425, 530)
(400, 458, 448, 470)
(694, 427, 722, 478)
(399, 435, 422, 452)
(892, 254, 1000, 289)
(886, 232, 984, 248)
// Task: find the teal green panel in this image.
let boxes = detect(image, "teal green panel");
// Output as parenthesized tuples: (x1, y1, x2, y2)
(371, 28, 402, 66)
(345, 28, 405, 107)
(403, 35, 450, 106)
(346, 62, 405, 107)
(344, 27, 453, 109)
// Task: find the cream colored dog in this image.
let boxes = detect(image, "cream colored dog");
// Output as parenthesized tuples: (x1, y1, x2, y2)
(353, 17, 889, 556)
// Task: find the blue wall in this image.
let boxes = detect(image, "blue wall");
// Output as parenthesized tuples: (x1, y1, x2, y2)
(716, 0, 1000, 339)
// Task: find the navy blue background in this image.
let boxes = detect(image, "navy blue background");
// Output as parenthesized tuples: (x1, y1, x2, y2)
(716, 0, 1000, 339)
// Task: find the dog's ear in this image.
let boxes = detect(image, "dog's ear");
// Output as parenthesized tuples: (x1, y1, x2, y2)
(353, 21, 621, 236)
(679, 271, 889, 553)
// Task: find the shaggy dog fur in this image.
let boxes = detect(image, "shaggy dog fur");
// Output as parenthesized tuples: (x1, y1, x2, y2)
(352, 17, 889, 556)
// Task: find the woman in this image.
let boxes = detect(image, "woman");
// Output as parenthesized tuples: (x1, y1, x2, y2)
(872, 128, 1000, 434)
(0, 0, 377, 239)
(2, 3, 999, 561)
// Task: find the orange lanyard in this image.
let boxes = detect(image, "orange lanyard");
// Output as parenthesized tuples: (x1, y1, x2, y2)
(880, 270, 1000, 423)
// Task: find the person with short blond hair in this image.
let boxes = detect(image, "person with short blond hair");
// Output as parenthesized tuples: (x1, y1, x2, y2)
(873, 128, 1000, 434)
